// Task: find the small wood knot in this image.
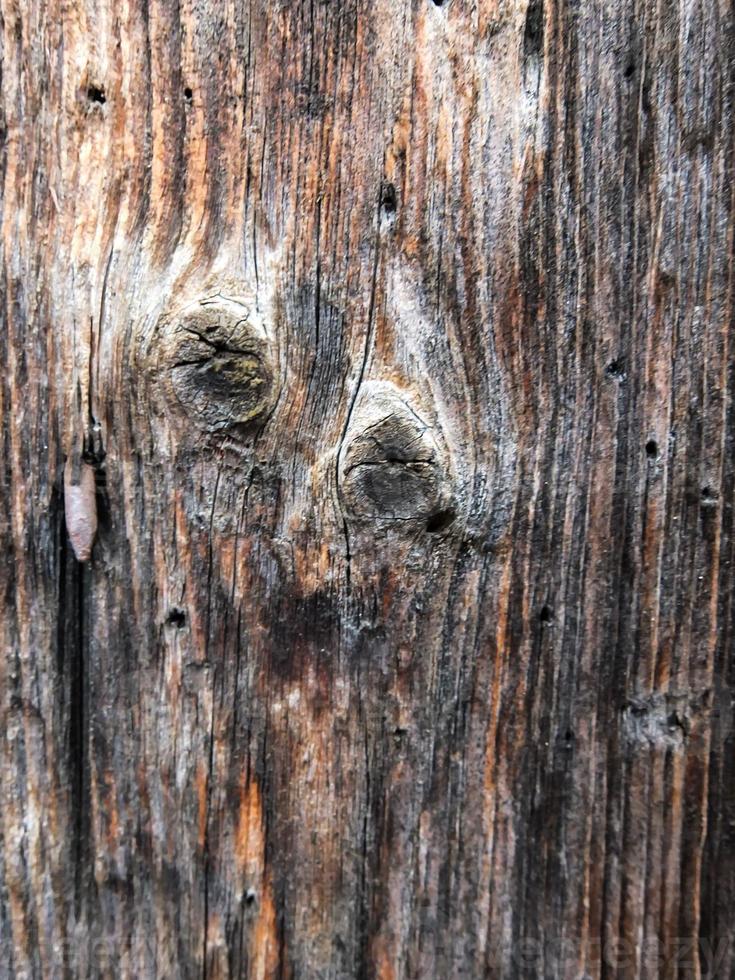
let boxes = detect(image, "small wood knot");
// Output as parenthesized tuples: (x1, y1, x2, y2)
(159, 294, 275, 433)
(339, 384, 453, 527)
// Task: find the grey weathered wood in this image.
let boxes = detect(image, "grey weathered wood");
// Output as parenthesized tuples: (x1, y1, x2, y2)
(1, 0, 734, 976)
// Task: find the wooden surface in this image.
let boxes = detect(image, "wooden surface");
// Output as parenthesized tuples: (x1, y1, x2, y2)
(1, 0, 734, 976)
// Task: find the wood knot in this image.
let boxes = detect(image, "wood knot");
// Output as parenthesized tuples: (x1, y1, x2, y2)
(339, 383, 453, 528)
(158, 294, 275, 433)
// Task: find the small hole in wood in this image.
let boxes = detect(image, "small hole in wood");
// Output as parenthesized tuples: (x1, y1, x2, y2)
(184, 86, 193, 103)
(430, 0, 446, 6)
(165, 608, 186, 628)
(539, 605, 553, 624)
(381, 181, 397, 214)
(426, 508, 456, 533)
(605, 359, 624, 379)
(624, 62, 636, 79)
(87, 85, 106, 104)
(701, 487, 718, 508)
(645, 440, 658, 459)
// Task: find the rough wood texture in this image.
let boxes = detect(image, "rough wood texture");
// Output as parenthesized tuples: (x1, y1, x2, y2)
(1, 0, 734, 976)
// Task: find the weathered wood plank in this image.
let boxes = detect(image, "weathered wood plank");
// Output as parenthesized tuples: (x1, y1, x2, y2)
(1, 0, 733, 976)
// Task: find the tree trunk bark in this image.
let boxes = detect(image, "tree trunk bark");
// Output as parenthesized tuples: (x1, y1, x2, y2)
(1, 0, 734, 976)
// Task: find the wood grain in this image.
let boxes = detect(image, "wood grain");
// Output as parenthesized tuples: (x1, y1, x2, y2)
(1, 0, 734, 976)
